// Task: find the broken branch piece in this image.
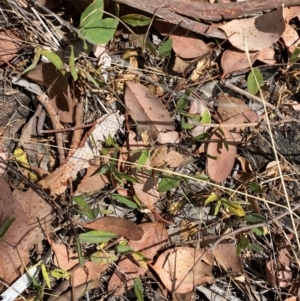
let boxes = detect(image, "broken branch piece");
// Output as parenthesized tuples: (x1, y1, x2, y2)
(38, 112, 125, 196)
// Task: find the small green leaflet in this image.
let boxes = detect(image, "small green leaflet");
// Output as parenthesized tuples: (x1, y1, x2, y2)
(40, 50, 64, 73)
(79, 230, 117, 243)
(176, 94, 189, 113)
(290, 42, 300, 63)
(237, 237, 249, 254)
(51, 268, 71, 280)
(134, 278, 144, 301)
(204, 193, 218, 206)
(0, 217, 15, 238)
(136, 150, 150, 171)
(159, 38, 173, 57)
(202, 109, 211, 124)
(80, 0, 104, 29)
(120, 14, 151, 27)
(115, 244, 133, 253)
(69, 46, 78, 81)
(158, 176, 180, 192)
(247, 68, 263, 95)
(249, 182, 263, 193)
(80, 18, 119, 45)
(72, 195, 95, 220)
(112, 193, 139, 209)
(41, 264, 51, 289)
(244, 213, 266, 224)
(91, 251, 118, 264)
(114, 170, 140, 184)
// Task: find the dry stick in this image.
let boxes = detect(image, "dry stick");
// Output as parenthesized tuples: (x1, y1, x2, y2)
(176, 202, 300, 292)
(36, 94, 65, 165)
(225, 82, 285, 120)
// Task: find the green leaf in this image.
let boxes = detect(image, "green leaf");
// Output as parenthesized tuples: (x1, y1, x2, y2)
(145, 40, 156, 56)
(221, 199, 246, 217)
(290, 42, 300, 63)
(41, 264, 51, 289)
(158, 176, 180, 192)
(114, 170, 140, 184)
(105, 133, 117, 147)
(249, 182, 263, 193)
(251, 227, 264, 236)
(40, 50, 64, 74)
(76, 237, 84, 267)
(91, 251, 118, 264)
(237, 237, 249, 254)
(112, 194, 139, 209)
(214, 200, 221, 215)
(244, 213, 266, 224)
(51, 268, 71, 280)
(0, 217, 15, 238)
(116, 244, 133, 253)
(79, 230, 117, 243)
(159, 38, 173, 57)
(81, 18, 119, 45)
(134, 278, 144, 301)
(69, 46, 78, 81)
(137, 150, 149, 171)
(204, 193, 218, 205)
(80, 0, 104, 29)
(23, 47, 42, 74)
(72, 195, 95, 220)
(176, 94, 189, 112)
(120, 14, 150, 27)
(248, 243, 263, 252)
(202, 109, 211, 124)
(98, 164, 110, 175)
(247, 68, 263, 95)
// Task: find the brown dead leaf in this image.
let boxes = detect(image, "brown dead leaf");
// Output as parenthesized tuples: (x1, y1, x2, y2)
(257, 47, 276, 65)
(172, 56, 190, 74)
(125, 81, 175, 138)
(157, 131, 181, 144)
(216, 95, 258, 142)
(151, 247, 214, 293)
(221, 46, 259, 75)
(0, 179, 52, 285)
(266, 247, 292, 288)
(0, 31, 20, 65)
(205, 127, 237, 183)
(108, 222, 168, 295)
(171, 35, 209, 59)
(285, 6, 300, 23)
(51, 240, 108, 287)
(24, 63, 77, 123)
(79, 216, 144, 241)
(281, 23, 300, 48)
(211, 243, 243, 273)
(165, 149, 184, 168)
(219, 8, 285, 52)
(74, 159, 109, 195)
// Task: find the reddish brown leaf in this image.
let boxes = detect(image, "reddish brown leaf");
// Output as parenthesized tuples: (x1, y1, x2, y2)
(205, 127, 237, 183)
(80, 216, 144, 241)
(108, 222, 168, 295)
(151, 247, 214, 293)
(125, 81, 175, 138)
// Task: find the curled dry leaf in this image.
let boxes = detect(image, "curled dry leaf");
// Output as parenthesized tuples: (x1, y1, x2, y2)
(125, 81, 175, 138)
(151, 247, 214, 294)
(79, 216, 144, 241)
(219, 8, 285, 52)
(108, 222, 168, 295)
(170, 35, 210, 59)
(205, 127, 237, 183)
